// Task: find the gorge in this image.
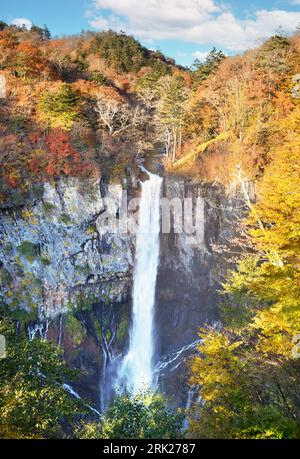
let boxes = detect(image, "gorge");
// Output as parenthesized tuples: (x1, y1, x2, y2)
(0, 165, 246, 410)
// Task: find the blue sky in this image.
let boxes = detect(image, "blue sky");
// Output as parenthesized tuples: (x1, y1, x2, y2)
(2, 0, 300, 66)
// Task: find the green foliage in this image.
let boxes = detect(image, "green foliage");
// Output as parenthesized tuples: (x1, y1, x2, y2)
(91, 30, 148, 73)
(17, 241, 38, 263)
(75, 292, 95, 312)
(38, 83, 80, 130)
(91, 316, 102, 340)
(0, 21, 8, 31)
(43, 201, 56, 213)
(60, 213, 72, 225)
(135, 71, 162, 92)
(263, 33, 290, 52)
(77, 390, 184, 439)
(39, 255, 51, 266)
(148, 57, 172, 77)
(73, 51, 88, 72)
(91, 30, 171, 75)
(0, 311, 87, 438)
(7, 116, 28, 134)
(233, 406, 300, 439)
(258, 33, 291, 78)
(191, 47, 225, 84)
(221, 255, 264, 328)
(159, 76, 188, 125)
(88, 71, 113, 86)
(65, 314, 86, 345)
(116, 318, 128, 341)
(157, 75, 189, 160)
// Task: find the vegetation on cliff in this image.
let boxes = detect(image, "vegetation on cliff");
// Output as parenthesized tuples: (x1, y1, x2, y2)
(76, 390, 184, 439)
(0, 23, 182, 206)
(188, 40, 300, 438)
(0, 308, 87, 438)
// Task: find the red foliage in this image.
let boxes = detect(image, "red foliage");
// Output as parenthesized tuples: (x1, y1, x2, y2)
(0, 125, 22, 189)
(7, 174, 19, 188)
(28, 128, 96, 180)
(0, 124, 98, 203)
(45, 129, 81, 176)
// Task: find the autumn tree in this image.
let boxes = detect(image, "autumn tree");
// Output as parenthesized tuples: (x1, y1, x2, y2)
(258, 33, 292, 96)
(189, 104, 300, 439)
(44, 128, 81, 176)
(0, 28, 18, 70)
(47, 39, 74, 78)
(156, 75, 189, 160)
(14, 41, 49, 79)
(96, 95, 146, 138)
(189, 326, 300, 439)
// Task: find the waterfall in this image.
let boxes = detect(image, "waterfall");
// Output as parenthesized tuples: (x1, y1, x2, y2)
(117, 170, 162, 394)
(153, 339, 202, 384)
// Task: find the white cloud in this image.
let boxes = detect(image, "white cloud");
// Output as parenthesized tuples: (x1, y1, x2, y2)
(11, 17, 33, 30)
(192, 51, 209, 61)
(88, 0, 300, 51)
(90, 13, 124, 30)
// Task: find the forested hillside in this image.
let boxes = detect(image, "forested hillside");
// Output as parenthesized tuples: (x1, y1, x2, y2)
(0, 20, 300, 439)
(185, 32, 300, 440)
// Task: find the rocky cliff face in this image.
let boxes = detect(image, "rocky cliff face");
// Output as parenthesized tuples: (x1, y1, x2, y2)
(0, 170, 249, 410)
(0, 176, 135, 408)
(154, 176, 248, 407)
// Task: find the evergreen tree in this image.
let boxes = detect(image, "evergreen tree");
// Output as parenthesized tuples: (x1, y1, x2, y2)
(91, 30, 148, 73)
(31, 24, 51, 40)
(77, 390, 184, 439)
(38, 83, 80, 130)
(0, 21, 8, 32)
(191, 47, 225, 84)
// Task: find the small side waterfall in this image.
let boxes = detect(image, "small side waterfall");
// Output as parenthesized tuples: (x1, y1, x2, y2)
(117, 170, 162, 393)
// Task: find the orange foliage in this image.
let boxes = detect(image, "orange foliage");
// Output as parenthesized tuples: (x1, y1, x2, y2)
(45, 129, 81, 176)
(0, 29, 18, 50)
(16, 41, 54, 79)
(72, 79, 125, 104)
(28, 128, 96, 179)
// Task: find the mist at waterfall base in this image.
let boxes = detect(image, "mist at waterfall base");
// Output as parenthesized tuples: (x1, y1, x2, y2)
(116, 170, 163, 395)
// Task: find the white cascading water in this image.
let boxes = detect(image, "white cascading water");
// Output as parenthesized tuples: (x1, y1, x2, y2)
(118, 170, 162, 394)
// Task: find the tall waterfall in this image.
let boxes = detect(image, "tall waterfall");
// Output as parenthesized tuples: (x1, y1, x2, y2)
(118, 170, 162, 394)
